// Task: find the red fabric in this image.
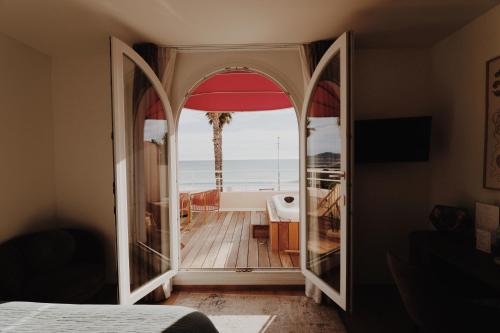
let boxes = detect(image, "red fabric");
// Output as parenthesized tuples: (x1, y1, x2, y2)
(184, 71, 292, 112)
(144, 89, 166, 120)
(308, 80, 340, 118)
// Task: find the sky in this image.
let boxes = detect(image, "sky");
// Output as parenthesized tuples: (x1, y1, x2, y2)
(307, 117, 341, 156)
(178, 108, 299, 161)
(145, 107, 340, 161)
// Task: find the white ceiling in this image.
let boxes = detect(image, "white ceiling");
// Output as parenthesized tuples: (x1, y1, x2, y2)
(0, 0, 498, 56)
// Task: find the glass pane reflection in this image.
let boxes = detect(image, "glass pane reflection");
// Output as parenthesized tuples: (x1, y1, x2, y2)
(123, 55, 171, 292)
(305, 52, 342, 292)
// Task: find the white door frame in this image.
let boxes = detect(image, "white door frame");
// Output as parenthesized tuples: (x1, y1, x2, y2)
(174, 65, 305, 285)
(174, 270, 304, 285)
(299, 32, 352, 310)
(111, 36, 179, 305)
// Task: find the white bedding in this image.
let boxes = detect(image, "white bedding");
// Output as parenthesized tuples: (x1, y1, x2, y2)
(0, 302, 195, 332)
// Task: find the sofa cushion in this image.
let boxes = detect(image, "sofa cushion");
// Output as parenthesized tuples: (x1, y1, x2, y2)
(0, 242, 27, 296)
(22, 262, 106, 303)
(0, 228, 106, 303)
(0, 229, 75, 298)
(23, 229, 76, 273)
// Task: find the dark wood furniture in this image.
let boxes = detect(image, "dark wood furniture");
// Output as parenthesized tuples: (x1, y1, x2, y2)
(409, 230, 500, 296)
(388, 251, 500, 333)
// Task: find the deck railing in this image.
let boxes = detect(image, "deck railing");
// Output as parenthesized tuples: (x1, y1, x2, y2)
(306, 167, 342, 229)
(179, 168, 299, 192)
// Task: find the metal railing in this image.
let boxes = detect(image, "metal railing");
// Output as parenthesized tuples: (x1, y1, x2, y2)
(178, 166, 341, 192)
(306, 167, 342, 189)
(178, 168, 299, 192)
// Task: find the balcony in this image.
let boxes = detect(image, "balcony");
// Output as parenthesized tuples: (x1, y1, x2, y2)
(180, 209, 300, 270)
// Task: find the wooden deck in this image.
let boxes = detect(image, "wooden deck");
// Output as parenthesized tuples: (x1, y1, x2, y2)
(180, 211, 300, 269)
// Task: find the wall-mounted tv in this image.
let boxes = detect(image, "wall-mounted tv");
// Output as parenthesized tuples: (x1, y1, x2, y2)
(355, 116, 432, 163)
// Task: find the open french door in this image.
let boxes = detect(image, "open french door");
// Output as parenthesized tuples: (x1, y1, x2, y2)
(111, 37, 179, 304)
(300, 32, 352, 310)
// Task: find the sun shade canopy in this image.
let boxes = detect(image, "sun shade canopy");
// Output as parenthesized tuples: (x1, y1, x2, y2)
(308, 80, 340, 118)
(184, 71, 293, 112)
(143, 89, 166, 120)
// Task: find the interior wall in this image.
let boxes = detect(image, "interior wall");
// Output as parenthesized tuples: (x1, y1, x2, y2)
(353, 48, 434, 284)
(172, 45, 438, 285)
(220, 191, 298, 211)
(0, 33, 55, 243)
(430, 5, 500, 210)
(51, 41, 116, 281)
(20, 34, 441, 286)
(168, 45, 437, 285)
(0, 31, 440, 286)
(48, 44, 306, 282)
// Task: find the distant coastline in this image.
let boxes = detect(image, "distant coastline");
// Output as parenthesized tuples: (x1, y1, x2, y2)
(178, 159, 299, 192)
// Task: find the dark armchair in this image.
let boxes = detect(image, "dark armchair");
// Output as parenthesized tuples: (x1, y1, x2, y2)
(0, 228, 106, 303)
(387, 252, 500, 333)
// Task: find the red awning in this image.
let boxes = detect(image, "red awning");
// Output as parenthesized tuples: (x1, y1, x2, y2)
(144, 88, 166, 120)
(184, 71, 292, 112)
(308, 80, 340, 118)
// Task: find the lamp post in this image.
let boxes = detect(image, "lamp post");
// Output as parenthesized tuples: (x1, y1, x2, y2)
(277, 136, 281, 191)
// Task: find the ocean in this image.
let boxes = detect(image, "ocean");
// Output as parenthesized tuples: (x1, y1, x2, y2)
(178, 159, 299, 192)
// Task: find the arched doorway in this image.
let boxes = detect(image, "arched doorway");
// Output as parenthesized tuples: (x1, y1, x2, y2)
(177, 69, 301, 270)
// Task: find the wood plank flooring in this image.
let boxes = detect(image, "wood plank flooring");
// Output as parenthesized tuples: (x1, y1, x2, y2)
(180, 211, 300, 269)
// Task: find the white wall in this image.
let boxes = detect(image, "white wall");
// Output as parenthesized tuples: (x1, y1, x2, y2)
(47, 45, 306, 283)
(51, 41, 116, 280)
(0, 32, 444, 287)
(430, 5, 500, 209)
(49, 43, 306, 282)
(220, 191, 298, 211)
(48, 43, 438, 285)
(353, 49, 434, 284)
(0, 33, 55, 243)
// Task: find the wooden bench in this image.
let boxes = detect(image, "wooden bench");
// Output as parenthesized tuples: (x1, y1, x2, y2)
(266, 200, 300, 252)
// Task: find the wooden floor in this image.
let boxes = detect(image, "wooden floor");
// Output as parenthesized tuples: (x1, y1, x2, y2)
(180, 211, 300, 269)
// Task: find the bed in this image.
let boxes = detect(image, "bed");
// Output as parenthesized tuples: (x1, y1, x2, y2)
(0, 302, 218, 333)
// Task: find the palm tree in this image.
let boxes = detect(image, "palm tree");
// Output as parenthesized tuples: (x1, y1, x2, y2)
(206, 112, 233, 191)
(306, 118, 315, 137)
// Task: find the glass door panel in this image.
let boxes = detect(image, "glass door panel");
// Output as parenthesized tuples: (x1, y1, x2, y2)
(111, 37, 178, 305)
(301, 32, 351, 310)
(122, 55, 171, 292)
(306, 50, 342, 292)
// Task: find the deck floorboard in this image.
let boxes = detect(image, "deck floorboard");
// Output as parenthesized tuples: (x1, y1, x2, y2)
(181, 211, 300, 269)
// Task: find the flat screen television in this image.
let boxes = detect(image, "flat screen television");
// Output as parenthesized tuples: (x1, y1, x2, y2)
(355, 116, 432, 163)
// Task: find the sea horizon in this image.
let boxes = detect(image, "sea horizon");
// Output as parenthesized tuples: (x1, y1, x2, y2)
(178, 158, 299, 192)
(179, 158, 299, 162)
